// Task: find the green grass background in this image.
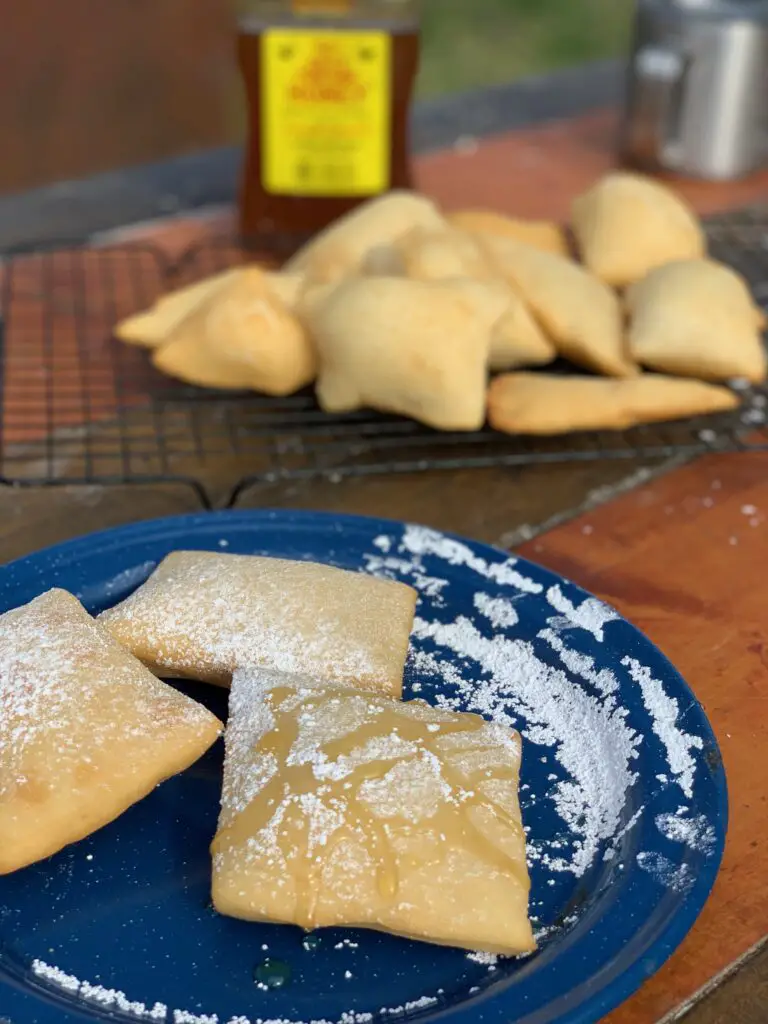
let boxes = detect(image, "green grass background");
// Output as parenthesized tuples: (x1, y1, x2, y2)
(417, 0, 634, 96)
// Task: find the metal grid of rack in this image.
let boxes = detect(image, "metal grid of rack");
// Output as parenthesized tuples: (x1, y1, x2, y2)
(1, 208, 767, 508)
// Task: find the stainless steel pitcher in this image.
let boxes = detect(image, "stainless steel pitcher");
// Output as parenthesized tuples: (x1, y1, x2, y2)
(620, 0, 768, 180)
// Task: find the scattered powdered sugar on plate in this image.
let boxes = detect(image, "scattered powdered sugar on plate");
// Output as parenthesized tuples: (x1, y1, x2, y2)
(545, 585, 619, 642)
(466, 952, 499, 968)
(102, 561, 158, 596)
(399, 525, 543, 595)
(473, 593, 519, 629)
(32, 960, 167, 1020)
(362, 553, 448, 602)
(656, 810, 716, 853)
(621, 657, 704, 799)
(31, 958, 442, 1024)
(636, 852, 693, 893)
(538, 629, 619, 698)
(412, 614, 641, 875)
(363, 527, 712, 881)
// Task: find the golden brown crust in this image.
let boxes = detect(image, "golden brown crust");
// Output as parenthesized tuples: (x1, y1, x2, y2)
(487, 372, 738, 435)
(99, 551, 416, 695)
(0, 589, 222, 874)
(212, 669, 535, 956)
(626, 259, 767, 383)
(571, 172, 705, 287)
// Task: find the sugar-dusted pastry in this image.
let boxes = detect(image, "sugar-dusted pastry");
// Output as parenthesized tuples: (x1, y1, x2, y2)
(308, 276, 493, 430)
(284, 191, 446, 285)
(361, 224, 494, 281)
(211, 668, 535, 956)
(626, 258, 767, 383)
(447, 209, 568, 256)
(479, 236, 635, 377)
(0, 589, 222, 875)
(115, 268, 305, 349)
(571, 172, 705, 287)
(152, 267, 316, 394)
(487, 372, 738, 435)
(99, 552, 417, 694)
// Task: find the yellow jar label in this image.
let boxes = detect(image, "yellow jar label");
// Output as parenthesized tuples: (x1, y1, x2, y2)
(261, 29, 391, 196)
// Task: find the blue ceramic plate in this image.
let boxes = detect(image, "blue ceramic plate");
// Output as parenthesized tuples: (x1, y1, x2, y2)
(0, 511, 726, 1024)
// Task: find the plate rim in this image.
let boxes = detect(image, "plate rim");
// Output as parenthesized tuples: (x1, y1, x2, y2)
(0, 508, 728, 1024)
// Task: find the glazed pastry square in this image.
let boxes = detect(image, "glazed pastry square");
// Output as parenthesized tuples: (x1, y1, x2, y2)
(0, 589, 222, 875)
(211, 668, 535, 956)
(99, 552, 417, 695)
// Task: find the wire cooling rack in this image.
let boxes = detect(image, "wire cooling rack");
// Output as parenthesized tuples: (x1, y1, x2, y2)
(1, 208, 767, 508)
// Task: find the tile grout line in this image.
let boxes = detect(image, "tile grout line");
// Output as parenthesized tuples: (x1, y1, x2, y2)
(657, 935, 768, 1024)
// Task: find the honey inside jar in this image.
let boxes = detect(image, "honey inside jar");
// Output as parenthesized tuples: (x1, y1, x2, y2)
(236, 0, 420, 255)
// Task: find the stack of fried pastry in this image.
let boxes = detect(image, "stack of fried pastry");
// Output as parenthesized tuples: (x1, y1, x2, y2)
(114, 173, 765, 435)
(0, 553, 535, 956)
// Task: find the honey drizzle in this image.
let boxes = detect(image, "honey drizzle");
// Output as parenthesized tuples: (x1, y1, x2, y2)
(216, 686, 526, 929)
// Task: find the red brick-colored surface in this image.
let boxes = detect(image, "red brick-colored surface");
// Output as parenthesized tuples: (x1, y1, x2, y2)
(419, 110, 768, 219)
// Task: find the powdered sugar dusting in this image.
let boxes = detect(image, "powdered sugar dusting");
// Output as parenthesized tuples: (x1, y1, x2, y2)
(621, 657, 704, 798)
(367, 524, 714, 888)
(473, 593, 519, 629)
(32, 960, 168, 1019)
(545, 585, 618, 642)
(362, 553, 448, 601)
(19, 523, 719, 1021)
(412, 615, 641, 875)
(636, 852, 693, 893)
(0, 589, 219, 811)
(656, 810, 715, 852)
(466, 951, 499, 967)
(399, 525, 543, 594)
(31, 957, 445, 1024)
(98, 552, 416, 692)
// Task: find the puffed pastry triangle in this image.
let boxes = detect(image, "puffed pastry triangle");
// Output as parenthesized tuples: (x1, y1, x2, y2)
(571, 172, 705, 287)
(479, 236, 636, 377)
(0, 589, 222, 874)
(626, 258, 767, 383)
(446, 209, 568, 256)
(151, 267, 316, 395)
(99, 552, 417, 695)
(211, 668, 535, 956)
(487, 372, 739, 435)
(114, 268, 305, 350)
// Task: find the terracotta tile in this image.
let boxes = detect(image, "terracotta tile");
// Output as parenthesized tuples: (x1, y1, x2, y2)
(417, 110, 768, 221)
